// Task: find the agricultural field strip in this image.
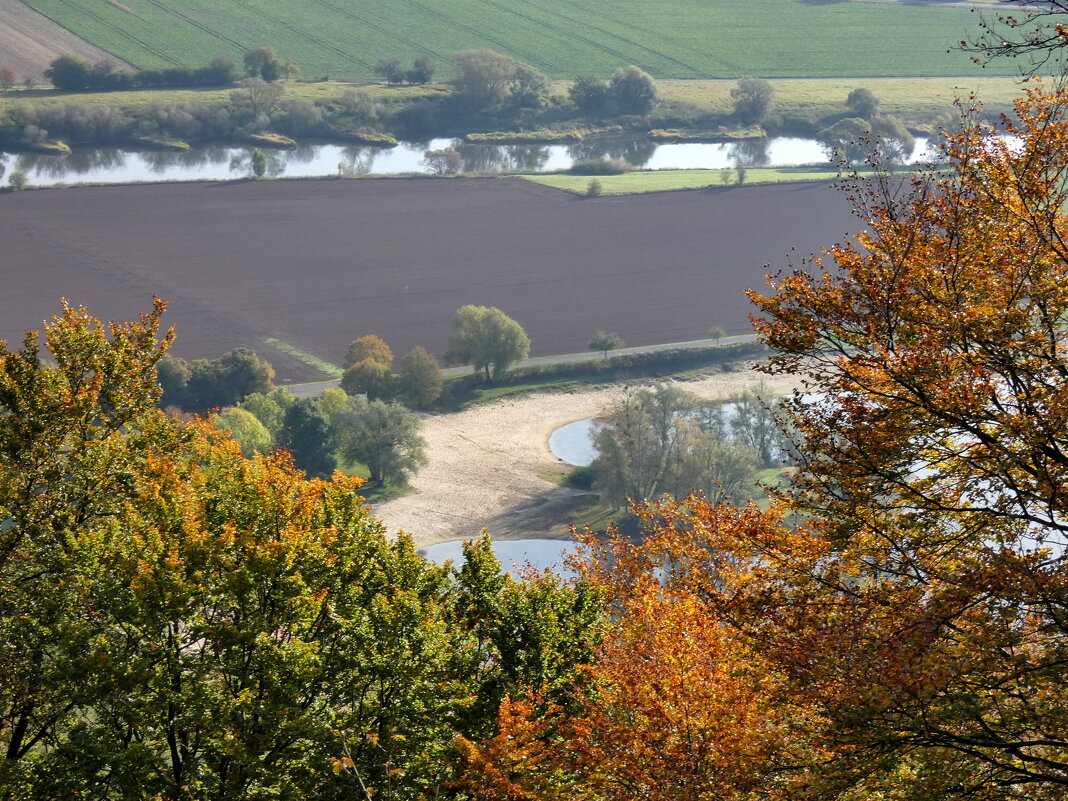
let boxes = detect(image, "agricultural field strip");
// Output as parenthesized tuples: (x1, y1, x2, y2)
(137, 0, 248, 60)
(41, 0, 180, 67)
(393, 0, 556, 72)
(0, 0, 131, 77)
(307, 0, 443, 63)
(549, 0, 742, 75)
(469, 0, 706, 77)
(225, 0, 370, 72)
(17, 0, 1010, 79)
(26, 0, 244, 69)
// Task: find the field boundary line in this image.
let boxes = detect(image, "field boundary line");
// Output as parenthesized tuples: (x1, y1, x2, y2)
(502, 0, 708, 76)
(137, 0, 250, 57)
(307, 0, 447, 62)
(227, 0, 373, 71)
(552, 0, 745, 74)
(40, 0, 181, 66)
(393, 0, 554, 71)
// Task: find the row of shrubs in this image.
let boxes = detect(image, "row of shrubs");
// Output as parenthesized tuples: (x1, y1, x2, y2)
(0, 85, 385, 148)
(45, 54, 239, 92)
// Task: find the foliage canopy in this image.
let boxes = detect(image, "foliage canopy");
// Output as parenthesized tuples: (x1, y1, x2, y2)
(445, 305, 531, 381)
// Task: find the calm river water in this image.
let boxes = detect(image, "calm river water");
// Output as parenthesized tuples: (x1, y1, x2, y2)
(0, 134, 935, 187)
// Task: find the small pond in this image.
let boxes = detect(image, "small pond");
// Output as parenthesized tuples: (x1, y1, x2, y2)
(549, 419, 600, 467)
(419, 538, 576, 578)
(0, 134, 936, 187)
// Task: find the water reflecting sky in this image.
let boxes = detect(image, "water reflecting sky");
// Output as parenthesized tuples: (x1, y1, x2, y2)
(1, 134, 936, 187)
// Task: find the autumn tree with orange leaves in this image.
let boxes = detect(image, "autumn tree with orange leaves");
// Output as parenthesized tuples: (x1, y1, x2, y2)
(743, 83, 1068, 797)
(457, 501, 809, 801)
(458, 86, 1068, 801)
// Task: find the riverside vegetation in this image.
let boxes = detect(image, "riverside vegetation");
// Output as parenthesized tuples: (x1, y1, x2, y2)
(0, 44, 1021, 170)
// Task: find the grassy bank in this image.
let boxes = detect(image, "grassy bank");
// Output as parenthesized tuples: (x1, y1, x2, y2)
(2, 81, 444, 109)
(8, 76, 1024, 119)
(651, 76, 1026, 122)
(525, 167, 847, 195)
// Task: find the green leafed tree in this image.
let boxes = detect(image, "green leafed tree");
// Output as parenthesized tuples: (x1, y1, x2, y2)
(239, 386, 295, 439)
(609, 65, 658, 114)
(731, 77, 774, 125)
(451, 49, 545, 109)
(509, 63, 548, 108)
(157, 347, 273, 411)
(338, 397, 427, 485)
(589, 331, 623, 359)
(278, 396, 336, 477)
(374, 57, 405, 85)
(445, 305, 530, 381)
(395, 346, 444, 408)
(0, 299, 176, 790)
(214, 405, 273, 457)
(407, 55, 437, 84)
(591, 383, 760, 507)
(569, 75, 610, 115)
(44, 53, 91, 90)
(243, 46, 291, 82)
(846, 87, 880, 118)
(250, 147, 267, 178)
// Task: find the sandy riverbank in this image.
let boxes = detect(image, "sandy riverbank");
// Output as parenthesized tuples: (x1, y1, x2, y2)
(371, 367, 799, 547)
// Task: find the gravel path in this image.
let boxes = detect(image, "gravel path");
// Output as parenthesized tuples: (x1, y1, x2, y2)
(371, 368, 798, 547)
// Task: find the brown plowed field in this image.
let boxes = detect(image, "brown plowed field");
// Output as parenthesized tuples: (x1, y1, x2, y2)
(0, 178, 857, 382)
(0, 0, 133, 80)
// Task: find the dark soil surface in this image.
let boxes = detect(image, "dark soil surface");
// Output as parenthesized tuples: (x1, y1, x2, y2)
(0, 177, 857, 382)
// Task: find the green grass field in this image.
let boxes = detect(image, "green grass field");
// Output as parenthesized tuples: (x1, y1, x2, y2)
(3, 81, 447, 108)
(653, 76, 1028, 120)
(525, 167, 853, 195)
(20, 0, 1013, 80)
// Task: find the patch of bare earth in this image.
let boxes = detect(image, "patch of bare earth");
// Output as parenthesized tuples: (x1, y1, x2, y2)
(371, 368, 799, 548)
(0, 0, 133, 80)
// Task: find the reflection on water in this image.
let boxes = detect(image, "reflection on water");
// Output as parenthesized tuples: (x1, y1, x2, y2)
(569, 137, 658, 168)
(336, 144, 381, 175)
(4, 134, 935, 187)
(456, 142, 552, 174)
(228, 148, 286, 178)
(731, 137, 770, 167)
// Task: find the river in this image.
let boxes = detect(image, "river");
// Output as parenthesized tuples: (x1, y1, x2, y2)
(0, 134, 936, 187)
